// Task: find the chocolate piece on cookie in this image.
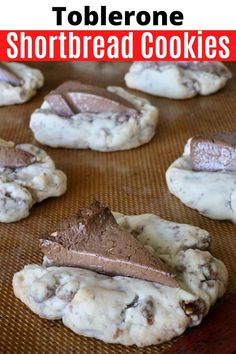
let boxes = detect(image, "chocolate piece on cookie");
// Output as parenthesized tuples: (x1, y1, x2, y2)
(13, 211, 228, 347)
(30, 85, 158, 152)
(125, 61, 232, 99)
(40, 201, 178, 287)
(0, 62, 44, 107)
(45, 81, 138, 117)
(0, 146, 35, 168)
(0, 138, 67, 223)
(166, 136, 236, 222)
(0, 63, 22, 86)
(191, 132, 236, 172)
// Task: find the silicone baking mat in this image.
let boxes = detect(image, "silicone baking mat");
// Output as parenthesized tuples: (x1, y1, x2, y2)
(0, 62, 235, 354)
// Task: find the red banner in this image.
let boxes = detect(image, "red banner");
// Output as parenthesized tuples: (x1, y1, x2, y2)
(0, 30, 235, 61)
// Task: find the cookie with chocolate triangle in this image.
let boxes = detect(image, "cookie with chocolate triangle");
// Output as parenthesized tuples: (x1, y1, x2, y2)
(40, 201, 178, 287)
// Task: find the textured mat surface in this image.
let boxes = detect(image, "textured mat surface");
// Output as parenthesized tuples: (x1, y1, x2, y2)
(0, 62, 236, 354)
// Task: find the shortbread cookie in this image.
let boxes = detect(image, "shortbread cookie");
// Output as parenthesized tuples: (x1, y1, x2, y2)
(0, 179, 33, 222)
(30, 81, 158, 151)
(13, 207, 227, 347)
(166, 133, 236, 221)
(0, 139, 67, 222)
(0, 62, 44, 106)
(125, 61, 232, 99)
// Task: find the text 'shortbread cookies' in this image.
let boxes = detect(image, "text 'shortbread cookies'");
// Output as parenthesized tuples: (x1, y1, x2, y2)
(0, 62, 44, 106)
(166, 132, 236, 221)
(30, 81, 159, 151)
(125, 61, 232, 99)
(0, 138, 67, 222)
(13, 202, 228, 347)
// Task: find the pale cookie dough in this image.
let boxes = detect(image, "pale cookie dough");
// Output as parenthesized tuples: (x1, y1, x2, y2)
(0, 62, 44, 106)
(30, 86, 158, 152)
(166, 139, 236, 221)
(0, 139, 67, 222)
(13, 213, 228, 347)
(125, 61, 232, 99)
(0, 178, 33, 223)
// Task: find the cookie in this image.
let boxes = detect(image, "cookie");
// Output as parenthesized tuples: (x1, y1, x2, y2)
(30, 82, 158, 151)
(166, 135, 236, 221)
(0, 62, 44, 106)
(0, 139, 67, 222)
(125, 61, 232, 99)
(13, 208, 227, 347)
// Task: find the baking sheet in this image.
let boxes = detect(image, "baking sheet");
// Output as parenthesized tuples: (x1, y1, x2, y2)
(0, 62, 236, 354)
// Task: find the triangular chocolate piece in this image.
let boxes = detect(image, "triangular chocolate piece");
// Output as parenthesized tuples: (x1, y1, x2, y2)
(0, 146, 35, 168)
(45, 81, 138, 117)
(40, 202, 178, 287)
(0, 63, 22, 86)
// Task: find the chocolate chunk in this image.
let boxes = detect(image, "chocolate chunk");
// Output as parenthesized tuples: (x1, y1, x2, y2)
(190, 132, 236, 172)
(45, 81, 138, 117)
(40, 202, 178, 287)
(46, 95, 74, 117)
(0, 63, 22, 86)
(0, 147, 35, 168)
(180, 298, 206, 317)
(141, 298, 155, 325)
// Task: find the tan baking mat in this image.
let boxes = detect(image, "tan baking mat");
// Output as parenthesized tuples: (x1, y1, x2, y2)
(0, 62, 236, 354)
